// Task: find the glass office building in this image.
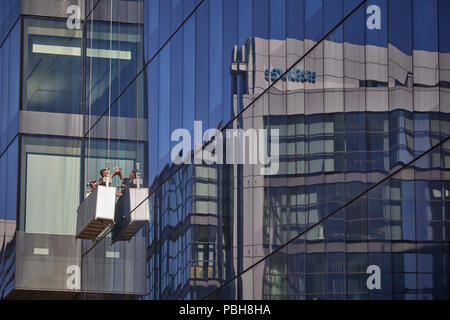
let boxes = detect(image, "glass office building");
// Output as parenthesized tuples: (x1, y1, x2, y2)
(0, 0, 449, 300)
(0, 0, 147, 299)
(142, 0, 450, 300)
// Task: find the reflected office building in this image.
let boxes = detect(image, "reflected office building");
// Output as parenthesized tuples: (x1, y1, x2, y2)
(145, 0, 450, 300)
(1, 0, 450, 300)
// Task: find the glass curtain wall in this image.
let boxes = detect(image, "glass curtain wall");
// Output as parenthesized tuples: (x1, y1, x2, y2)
(15, 14, 83, 295)
(19, 136, 81, 235)
(0, 21, 20, 154)
(22, 18, 83, 115)
(0, 0, 20, 300)
(80, 0, 147, 296)
(0, 138, 19, 298)
(206, 138, 450, 300)
(79, 0, 450, 300)
(140, 0, 450, 300)
(0, 0, 20, 45)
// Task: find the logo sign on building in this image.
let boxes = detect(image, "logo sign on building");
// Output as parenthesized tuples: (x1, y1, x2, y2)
(265, 68, 316, 84)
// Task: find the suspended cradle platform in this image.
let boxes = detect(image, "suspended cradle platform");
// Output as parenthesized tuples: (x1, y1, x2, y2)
(76, 185, 116, 240)
(113, 188, 150, 242)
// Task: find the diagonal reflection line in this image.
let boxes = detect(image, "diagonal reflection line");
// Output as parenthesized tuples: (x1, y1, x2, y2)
(0, 16, 20, 52)
(81, 0, 369, 259)
(202, 135, 450, 300)
(85, 0, 103, 21)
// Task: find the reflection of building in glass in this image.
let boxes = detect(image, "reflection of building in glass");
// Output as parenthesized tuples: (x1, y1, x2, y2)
(145, 0, 450, 300)
(232, 31, 450, 299)
(1, 0, 450, 301)
(147, 163, 229, 299)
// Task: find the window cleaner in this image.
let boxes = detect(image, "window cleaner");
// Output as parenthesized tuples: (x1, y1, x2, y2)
(112, 163, 150, 242)
(76, 161, 116, 240)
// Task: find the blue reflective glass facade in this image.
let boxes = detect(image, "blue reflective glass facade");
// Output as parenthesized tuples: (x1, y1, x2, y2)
(139, 0, 450, 300)
(0, 1, 20, 299)
(1, 0, 450, 300)
(0, 0, 149, 299)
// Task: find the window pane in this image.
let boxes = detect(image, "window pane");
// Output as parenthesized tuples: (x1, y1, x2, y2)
(23, 18, 83, 114)
(20, 136, 81, 235)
